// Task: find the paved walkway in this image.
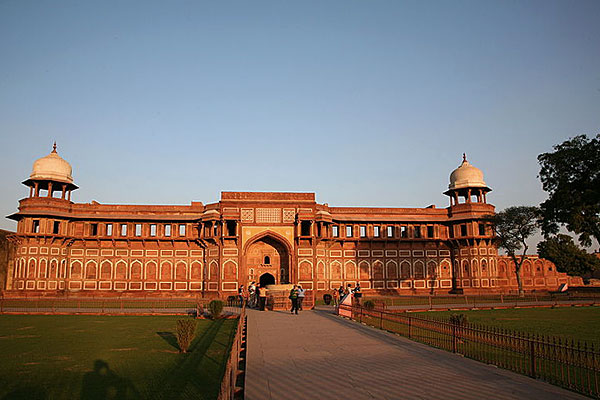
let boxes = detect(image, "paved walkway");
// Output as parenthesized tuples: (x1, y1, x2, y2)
(245, 307, 586, 400)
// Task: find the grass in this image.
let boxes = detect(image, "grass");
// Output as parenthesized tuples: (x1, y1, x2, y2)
(412, 306, 600, 346)
(0, 315, 238, 400)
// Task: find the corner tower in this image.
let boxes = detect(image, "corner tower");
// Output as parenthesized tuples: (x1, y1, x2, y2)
(22, 143, 78, 201)
(444, 155, 497, 293)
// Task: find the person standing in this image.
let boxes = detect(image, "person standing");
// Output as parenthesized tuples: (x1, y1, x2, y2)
(332, 289, 339, 306)
(338, 285, 345, 301)
(353, 282, 362, 305)
(297, 285, 305, 311)
(258, 285, 267, 311)
(289, 285, 299, 315)
(238, 285, 245, 307)
(248, 281, 256, 308)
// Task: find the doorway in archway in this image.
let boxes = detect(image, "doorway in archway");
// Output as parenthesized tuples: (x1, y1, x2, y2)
(259, 273, 275, 287)
(245, 235, 290, 284)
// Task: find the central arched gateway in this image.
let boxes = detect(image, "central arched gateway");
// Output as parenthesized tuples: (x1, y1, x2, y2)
(244, 233, 291, 285)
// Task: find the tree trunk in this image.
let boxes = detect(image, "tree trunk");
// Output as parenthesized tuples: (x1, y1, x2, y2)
(511, 254, 524, 297)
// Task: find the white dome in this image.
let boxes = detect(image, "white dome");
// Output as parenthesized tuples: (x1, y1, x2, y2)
(30, 144, 73, 184)
(448, 155, 487, 190)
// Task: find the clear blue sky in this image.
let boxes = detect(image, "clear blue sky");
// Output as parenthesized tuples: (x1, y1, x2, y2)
(1, 1, 599, 249)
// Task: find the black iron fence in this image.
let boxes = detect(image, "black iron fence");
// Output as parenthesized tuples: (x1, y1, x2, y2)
(339, 304, 600, 398)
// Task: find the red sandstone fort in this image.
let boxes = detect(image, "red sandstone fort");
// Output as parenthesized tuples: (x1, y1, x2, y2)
(3, 145, 582, 297)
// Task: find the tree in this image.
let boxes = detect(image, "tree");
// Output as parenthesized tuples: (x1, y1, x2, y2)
(538, 134, 600, 247)
(537, 234, 600, 277)
(489, 206, 540, 295)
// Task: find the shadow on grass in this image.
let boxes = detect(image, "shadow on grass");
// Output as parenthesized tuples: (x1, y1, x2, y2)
(151, 318, 235, 399)
(81, 359, 140, 400)
(2, 386, 47, 400)
(156, 331, 180, 351)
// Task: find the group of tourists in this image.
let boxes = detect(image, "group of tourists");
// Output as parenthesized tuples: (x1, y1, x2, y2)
(331, 282, 361, 306)
(287, 284, 306, 314)
(238, 282, 268, 311)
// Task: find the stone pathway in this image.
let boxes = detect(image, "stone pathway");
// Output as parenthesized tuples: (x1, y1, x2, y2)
(245, 307, 586, 400)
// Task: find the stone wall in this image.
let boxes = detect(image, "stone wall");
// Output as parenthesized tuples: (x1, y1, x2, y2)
(0, 229, 16, 293)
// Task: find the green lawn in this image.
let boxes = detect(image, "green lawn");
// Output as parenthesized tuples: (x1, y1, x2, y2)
(0, 315, 238, 400)
(413, 306, 600, 346)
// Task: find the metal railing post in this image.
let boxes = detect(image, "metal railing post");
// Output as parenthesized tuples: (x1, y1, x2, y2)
(380, 311, 383, 329)
(529, 339, 536, 378)
(452, 324, 457, 353)
(408, 315, 412, 338)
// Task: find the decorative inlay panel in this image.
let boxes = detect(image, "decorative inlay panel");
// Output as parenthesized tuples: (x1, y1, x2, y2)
(241, 208, 254, 222)
(256, 208, 281, 224)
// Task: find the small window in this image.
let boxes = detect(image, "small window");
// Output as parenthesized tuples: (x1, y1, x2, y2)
(400, 226, 408, 238)
(150, 224, 157, 237)
(33, 220, 40, 233)
(179, 224, 186, 236)
(374, 226, 380, 237)
(135, 224, 142, 237)
(106, 224, 113, 236)
(264, 256, 270, 265)
(387, 226, 394, 238)
(414, 226, 421, 238)
(121, 224, 127, 236)
(91, 223, 98, 236)
(226, 221, 236, 236)
(460, 224, 467, 236)
(346, 225, 353, 238)
(359, 226, 366, 238)
(332, 225, 339, 237)
(165, 224, 171, 237)
(427, 226, 434, 238)
(301, 221, 311, 236)
(53, 221, 60, 234)
(478, 223, 486, 236)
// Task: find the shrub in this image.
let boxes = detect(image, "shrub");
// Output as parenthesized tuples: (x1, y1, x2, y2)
(323, 294, 332, 305)
(363, 300, 375, 311)
(208, 300, 224, 319)
(449, 313, 468, 326)
(176, 319, 197, 353)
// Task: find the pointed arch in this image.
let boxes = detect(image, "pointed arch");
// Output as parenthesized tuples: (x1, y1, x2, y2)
(70, 260, 82, 279)
(190, 261, 202, 280)
(49, 259, 58, 279)
(85, 260, 97, 279)
(209, 260, 219, 280)
(344, 261, 357, 280)
(358, 260, 370, 280)
(160, 261, 173, 281)
(372, 260, 384, 280)
(426, 260, 437, 279)
(60, 259, 67, 278)
(27, 258, 37, 278)
(100, 260, 112, 280)
(115, 260, 127, 280)
(317, 260, 326, 280)
(400, 260, 411, 279)
(386, 260, 398, 279)
(413, 260, 425, 279)
(330, 260, 342, 280)
(39, 258, 48, 278)
(130, 260, 143, 280)
(145, 260, 158, 280)
(223, 260, 237, 280)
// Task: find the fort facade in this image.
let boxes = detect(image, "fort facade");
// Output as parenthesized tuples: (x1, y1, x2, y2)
(3, 146, 582, 297)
